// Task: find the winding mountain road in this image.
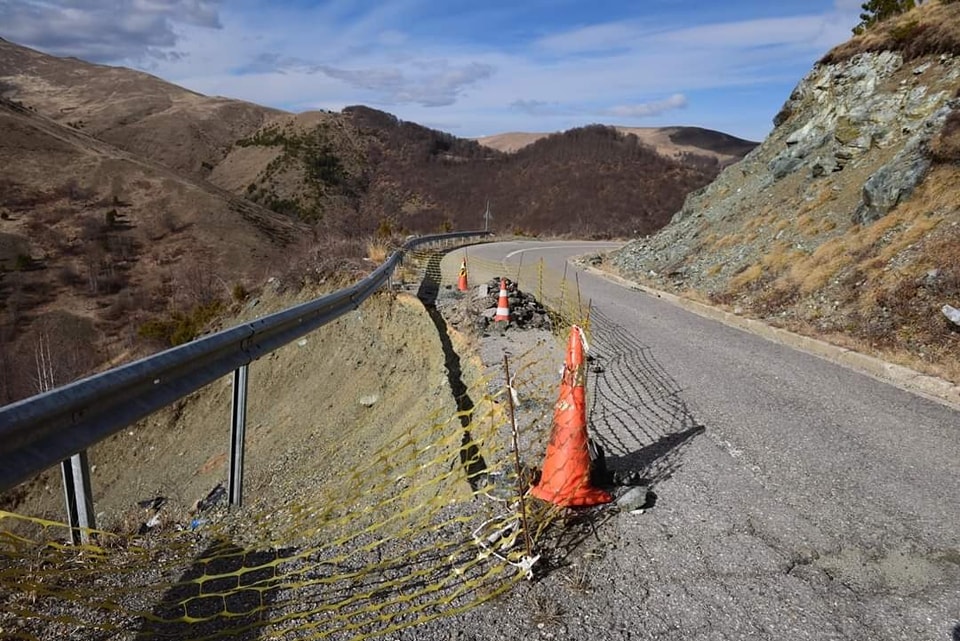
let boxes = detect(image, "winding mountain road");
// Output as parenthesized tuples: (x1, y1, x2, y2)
(441, 239, 960, 641)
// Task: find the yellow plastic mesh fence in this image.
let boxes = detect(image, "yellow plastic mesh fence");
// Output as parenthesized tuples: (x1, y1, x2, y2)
(0, 247, 598, 641)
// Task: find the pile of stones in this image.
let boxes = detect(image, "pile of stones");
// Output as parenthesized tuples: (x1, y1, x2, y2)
(474, 277, 552, 331)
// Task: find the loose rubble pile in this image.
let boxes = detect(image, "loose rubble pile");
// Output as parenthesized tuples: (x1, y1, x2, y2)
(439, 277, 552, 335)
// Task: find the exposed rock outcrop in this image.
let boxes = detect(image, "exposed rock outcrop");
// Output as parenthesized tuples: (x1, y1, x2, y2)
(613, 43, 960, 383)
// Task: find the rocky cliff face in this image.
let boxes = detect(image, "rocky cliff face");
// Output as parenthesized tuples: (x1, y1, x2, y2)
(613, 49, 960, 383)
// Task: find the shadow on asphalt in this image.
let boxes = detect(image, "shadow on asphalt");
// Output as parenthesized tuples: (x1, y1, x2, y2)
(416, 252, 488, 490)
(587, 307, 707, 487)
(953, 622, 960, 641)
(135, 539, 293, 640)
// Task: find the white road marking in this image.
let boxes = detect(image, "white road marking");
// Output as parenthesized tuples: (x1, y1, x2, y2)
(503, 244, 622, 260)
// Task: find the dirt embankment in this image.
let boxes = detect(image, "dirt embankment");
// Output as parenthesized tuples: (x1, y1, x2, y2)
(6, 285, 476, 533)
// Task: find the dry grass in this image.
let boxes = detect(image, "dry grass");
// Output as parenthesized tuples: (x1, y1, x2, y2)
(796, 213, 819, 237)
(798, 185, 835, 216)
(761, 241, 802, 274)
(529, 593, 565, 626)
(772, 218, 792, 235)
(714, 232, 743, 249)
(756, 165, 960, 384)
(822, 1, 960, 63)
(930, 108, 960, 163)
(729, 264, 764, 291)
(785, 237, 849, 293)
(366, 240, 390, 263)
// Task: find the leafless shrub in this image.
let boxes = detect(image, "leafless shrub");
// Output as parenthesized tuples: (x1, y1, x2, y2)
(172, 253, 222, 308)
(82, 244, 105, 295)
(56, 264, 84, 287)
(101, 290, 144, 322)
(106, 234, 138, 262)
(54, 179, 97, 203)
(98, 263, 127, 295)
(79, 214, 107, 243)
(144, 209, 180, 240)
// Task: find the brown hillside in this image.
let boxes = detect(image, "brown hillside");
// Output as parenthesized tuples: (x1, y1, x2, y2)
(221, 107, 728, 237)
(0, 38, 283, 180)
(0, 95, 305, 404)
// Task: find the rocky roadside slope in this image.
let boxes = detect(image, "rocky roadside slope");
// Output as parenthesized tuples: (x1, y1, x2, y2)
(612, 45, 960, 384)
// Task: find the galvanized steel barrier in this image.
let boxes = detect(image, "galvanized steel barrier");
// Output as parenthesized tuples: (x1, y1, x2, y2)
(0, 231, 492, 542)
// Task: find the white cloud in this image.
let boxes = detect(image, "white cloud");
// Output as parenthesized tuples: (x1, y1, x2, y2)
(606, 94, 688, 118)
(510, 99, 557, 116)
(0, 1, 869, 140)
(317, 60, 495, 107)
(0, 0, 223, 61)
(535, 21, 648, 54)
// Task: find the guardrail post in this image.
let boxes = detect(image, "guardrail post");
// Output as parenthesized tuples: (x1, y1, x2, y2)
(229, 364, 249, 507)
(61, 451, 95, 545)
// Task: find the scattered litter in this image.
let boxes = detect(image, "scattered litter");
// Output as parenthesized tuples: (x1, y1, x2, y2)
(472, 511, 541, 580)
(359, 393, 379, 407)
(137, 496, 166, 510)
(136, 496, 167, 534)
(616, 486, 653, 512)
(194, 483, 226, 513)
(943, 304, 960, 327)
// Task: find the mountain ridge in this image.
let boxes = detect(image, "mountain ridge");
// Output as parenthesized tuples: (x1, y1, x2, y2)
(477, 125, 757, 165)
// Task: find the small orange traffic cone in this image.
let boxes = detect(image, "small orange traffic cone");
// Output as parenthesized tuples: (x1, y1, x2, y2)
(530, 326, 612, 508)
(494, 278, 510, 322)
(458, 258, 469, 292)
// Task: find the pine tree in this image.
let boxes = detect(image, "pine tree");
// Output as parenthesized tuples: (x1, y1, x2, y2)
(853, 0, 917, 34)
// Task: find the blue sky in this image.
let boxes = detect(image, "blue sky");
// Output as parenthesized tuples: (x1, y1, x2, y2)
(0, 0, 864, 141)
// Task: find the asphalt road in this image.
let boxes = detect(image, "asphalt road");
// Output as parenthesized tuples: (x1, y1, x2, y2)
(437, 239, 960, 641)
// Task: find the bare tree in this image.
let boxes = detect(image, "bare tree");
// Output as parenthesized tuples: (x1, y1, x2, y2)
(34, 326, 56, 394)
(28, 314, 100, 395)
(173, 252, 222, 308)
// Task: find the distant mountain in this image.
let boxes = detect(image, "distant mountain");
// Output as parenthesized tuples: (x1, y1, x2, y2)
(478, 126, 758, 166)
(218, 107, 741, 237)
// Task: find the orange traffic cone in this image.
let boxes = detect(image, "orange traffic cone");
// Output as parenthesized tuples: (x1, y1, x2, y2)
(494, 278, 510, 322)
(530, 326, 612, 507)
(458, 258, 469, 292)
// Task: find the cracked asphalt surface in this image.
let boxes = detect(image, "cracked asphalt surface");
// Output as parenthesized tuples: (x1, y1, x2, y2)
(419, 240, 960, 641)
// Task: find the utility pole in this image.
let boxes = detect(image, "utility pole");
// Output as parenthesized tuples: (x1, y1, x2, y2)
(483, 199, 492, 232)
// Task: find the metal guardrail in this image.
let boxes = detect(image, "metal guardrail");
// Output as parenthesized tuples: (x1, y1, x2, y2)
(0, 230, 491, 541)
